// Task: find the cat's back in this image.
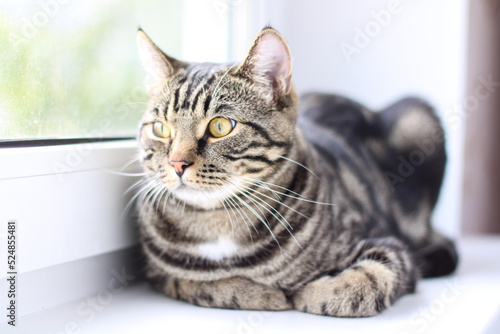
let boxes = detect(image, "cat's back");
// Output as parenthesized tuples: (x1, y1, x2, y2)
(297, 92, 376, 171)
(298, 93, 371, 133)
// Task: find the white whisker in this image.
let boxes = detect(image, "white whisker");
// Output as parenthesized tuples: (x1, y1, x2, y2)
(181, 201, 186, 218)
(215, 184, 255, 244)
(223, 180, 302, 249)
(104, 169, 147, 177)
(233, 174, 310, 200)
(144, 181, 164, 222)
(222, 180, 281, 249)
(162, 189, 172, 216)
(212, 63, 236, 99)
(123, 178, 156, 218)
(211, 185, 235, 238)
(150, 183, 166, 217)
(230, 179, 311, 220)
(125, 178, 150, 195)
(235, 175, 334, 206)
(120, 157, 142, 172)
(279, 155, 320, 180)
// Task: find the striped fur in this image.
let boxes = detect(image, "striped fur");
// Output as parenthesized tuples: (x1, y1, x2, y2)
(134, 28, 458, 317)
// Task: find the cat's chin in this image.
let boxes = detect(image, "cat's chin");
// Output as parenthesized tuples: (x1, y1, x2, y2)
(172, 184, 236, 210)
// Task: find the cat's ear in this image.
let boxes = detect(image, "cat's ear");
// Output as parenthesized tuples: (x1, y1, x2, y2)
(237, 28, 293, 97)
(136, 29, 185, 92)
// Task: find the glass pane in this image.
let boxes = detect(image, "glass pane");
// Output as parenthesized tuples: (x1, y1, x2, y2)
(0, 0, 229, 140)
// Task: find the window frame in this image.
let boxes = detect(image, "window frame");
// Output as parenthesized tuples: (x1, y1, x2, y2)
(0, 139, 142, 319)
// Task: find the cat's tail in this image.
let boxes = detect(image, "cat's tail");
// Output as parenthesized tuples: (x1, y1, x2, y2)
(415, 231, 459, 278)
(371, 96, 447, 211)
(368, 97, 458, 278)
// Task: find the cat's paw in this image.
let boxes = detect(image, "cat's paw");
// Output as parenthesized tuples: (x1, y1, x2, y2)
(178, 277, 293, 311)
(293, 260, 396, 317)
(235, 280, 293, 311)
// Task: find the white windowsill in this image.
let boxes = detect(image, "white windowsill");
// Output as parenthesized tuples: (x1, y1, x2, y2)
(3, 237, 499, 334)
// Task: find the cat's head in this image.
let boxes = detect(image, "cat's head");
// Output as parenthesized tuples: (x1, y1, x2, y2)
(136, 27, 298, 209)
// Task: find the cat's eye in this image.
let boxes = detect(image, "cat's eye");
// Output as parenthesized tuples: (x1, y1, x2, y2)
(152, 122, 171, 138)
(208, 118, 235, 138)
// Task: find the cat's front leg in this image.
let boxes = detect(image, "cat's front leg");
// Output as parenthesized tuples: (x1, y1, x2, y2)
(292, 237, 418, 317)
(160, 275, 292, 311)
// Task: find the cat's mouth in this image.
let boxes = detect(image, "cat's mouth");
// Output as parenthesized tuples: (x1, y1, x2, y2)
(176, 183, 197, 192)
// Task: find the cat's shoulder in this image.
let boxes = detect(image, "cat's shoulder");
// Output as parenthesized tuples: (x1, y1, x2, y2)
(299, 93, 369, 122)
(297, 92, 373, 141)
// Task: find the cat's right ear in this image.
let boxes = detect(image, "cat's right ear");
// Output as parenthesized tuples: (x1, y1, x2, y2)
(236, 27, 293, 101)
(136, 29, 184, 93)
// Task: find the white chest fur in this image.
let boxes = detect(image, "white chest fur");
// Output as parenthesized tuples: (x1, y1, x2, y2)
(197, 238, 239, 261)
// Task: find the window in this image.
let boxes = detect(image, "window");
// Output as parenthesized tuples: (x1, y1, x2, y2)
(0, 0, 245, 140)
(0, 0, 254, 320)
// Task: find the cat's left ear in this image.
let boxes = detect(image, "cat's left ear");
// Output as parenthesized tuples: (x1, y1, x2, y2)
(237, 28, 293, 97)
(136, 28, 186, 93)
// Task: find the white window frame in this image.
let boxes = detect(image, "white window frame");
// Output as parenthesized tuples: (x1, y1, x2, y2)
(0, 139, 142, 318)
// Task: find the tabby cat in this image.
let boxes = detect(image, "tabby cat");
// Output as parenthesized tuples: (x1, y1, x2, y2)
(134, 27, 458, 317)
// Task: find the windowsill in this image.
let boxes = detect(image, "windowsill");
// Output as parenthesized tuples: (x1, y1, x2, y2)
(4, 236, 500, 334)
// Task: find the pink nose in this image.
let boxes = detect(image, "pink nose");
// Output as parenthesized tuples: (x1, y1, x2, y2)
(170, 160, 192, 177)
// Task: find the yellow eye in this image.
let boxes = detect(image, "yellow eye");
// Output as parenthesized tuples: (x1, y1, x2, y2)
(152, 122, 171, 138)
(209, 118, 235, 138)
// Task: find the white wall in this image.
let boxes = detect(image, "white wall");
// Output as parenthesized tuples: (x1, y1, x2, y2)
(249, 0, 469, 237)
